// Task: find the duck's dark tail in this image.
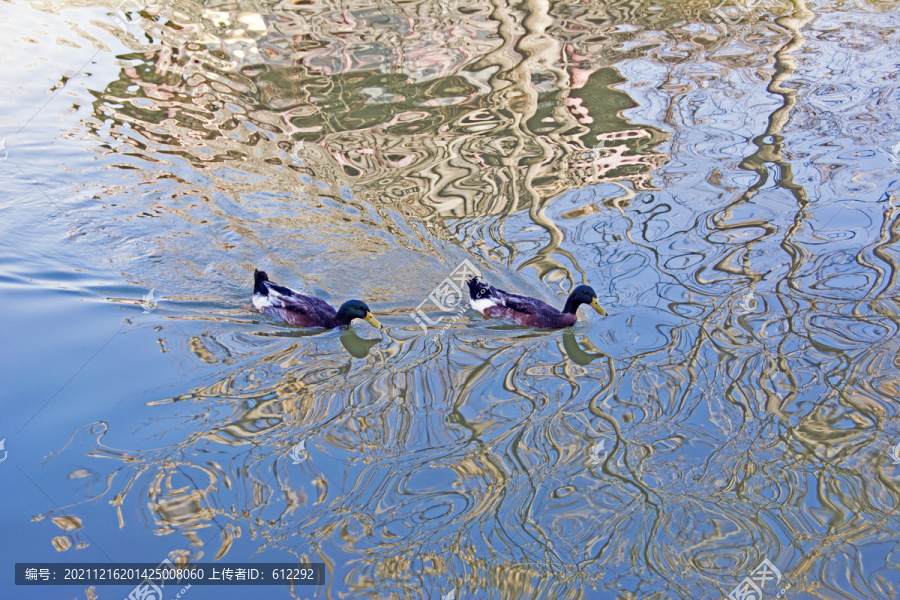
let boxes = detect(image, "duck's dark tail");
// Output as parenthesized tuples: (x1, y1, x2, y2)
(254, 269, 269, 295)
(467, 277, 491, 300)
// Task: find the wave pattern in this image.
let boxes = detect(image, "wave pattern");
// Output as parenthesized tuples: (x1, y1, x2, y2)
(21, 0, 900, 598)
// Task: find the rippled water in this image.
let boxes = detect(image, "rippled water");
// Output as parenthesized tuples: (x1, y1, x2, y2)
(2, 0, 900, 598)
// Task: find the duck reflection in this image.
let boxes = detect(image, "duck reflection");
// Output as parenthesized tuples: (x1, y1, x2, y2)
(340, 328, 381, 358)
(561, 330, 607, 365)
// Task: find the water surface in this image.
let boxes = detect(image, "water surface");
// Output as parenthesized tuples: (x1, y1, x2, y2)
(1, 0, 900, 598)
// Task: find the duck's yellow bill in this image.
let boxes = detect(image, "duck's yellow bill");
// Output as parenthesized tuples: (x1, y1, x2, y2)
(590, 298, 607, 316)
(364, 312, 383, 329)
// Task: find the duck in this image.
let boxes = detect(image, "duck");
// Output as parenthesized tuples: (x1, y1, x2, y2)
(252, 269, 382, 330)
(466, 277, 605, 329)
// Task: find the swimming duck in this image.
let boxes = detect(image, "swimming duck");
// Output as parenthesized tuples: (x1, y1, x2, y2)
(467, 277, 605, 328)
(252, 269, 382, 329)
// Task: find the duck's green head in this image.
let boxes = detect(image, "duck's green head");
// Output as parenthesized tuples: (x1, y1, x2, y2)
(565, 285, 606, 316)
(336, 300, 382, 329)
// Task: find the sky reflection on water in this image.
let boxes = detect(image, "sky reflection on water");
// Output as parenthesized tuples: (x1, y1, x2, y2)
(1, 0, 900, 598)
